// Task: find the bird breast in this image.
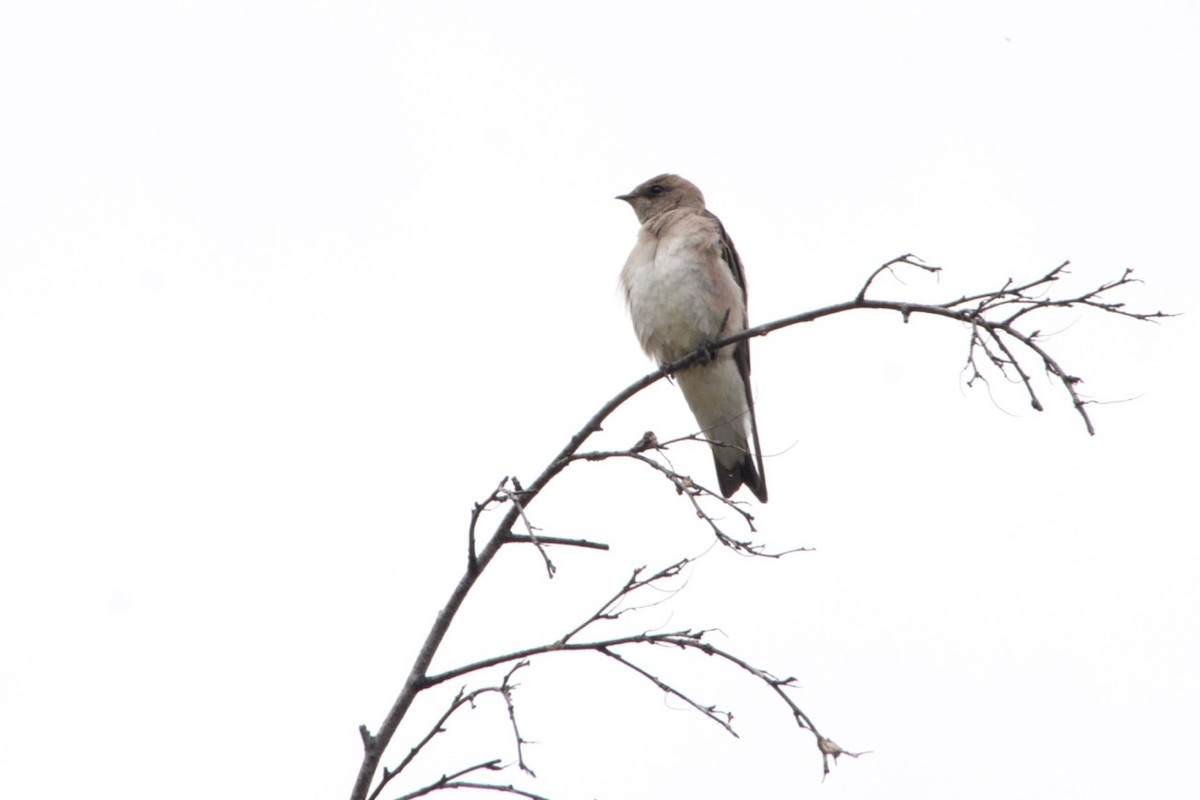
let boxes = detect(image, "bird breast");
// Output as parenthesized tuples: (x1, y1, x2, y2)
(621, 217, 743, 365)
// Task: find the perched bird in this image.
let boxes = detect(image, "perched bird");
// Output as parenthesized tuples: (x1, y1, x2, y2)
(617, 174, 767, 502)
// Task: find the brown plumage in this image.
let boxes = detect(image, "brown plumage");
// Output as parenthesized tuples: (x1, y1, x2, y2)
(617, 174, 767, 502)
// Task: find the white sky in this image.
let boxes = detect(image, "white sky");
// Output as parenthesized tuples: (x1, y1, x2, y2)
(2, 2, 1198, 798)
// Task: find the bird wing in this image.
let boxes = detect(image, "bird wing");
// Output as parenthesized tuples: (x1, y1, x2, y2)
(708, 211, 767, 500)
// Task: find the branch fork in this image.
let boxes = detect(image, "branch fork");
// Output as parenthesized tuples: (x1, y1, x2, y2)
(350, 256, 1166, 799)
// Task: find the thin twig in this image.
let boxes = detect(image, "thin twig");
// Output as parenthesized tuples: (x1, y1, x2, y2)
(856, 253, 943, 302)
(505, 535, 610, 551)
(598, 644, 738, 735)
(469, 479, 509, 571)
(500, 481, 555, 578)
(499, 661, 536, 776)
(557, 561, 692, 646)
(350, 256, 1167, 800)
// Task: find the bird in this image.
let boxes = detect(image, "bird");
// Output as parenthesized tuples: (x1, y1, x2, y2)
(617, 174, 767, 502)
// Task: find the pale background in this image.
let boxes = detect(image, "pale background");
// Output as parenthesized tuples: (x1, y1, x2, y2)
(2, 2, 1197, 798)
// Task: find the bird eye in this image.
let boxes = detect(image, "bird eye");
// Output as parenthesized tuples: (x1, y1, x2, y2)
(648, 185, 666, 196)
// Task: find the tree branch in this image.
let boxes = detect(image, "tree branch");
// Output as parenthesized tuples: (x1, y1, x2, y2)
(349, 256, 1166, 800)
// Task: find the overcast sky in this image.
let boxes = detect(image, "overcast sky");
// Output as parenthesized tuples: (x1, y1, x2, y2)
(2, 2, 1198, 799)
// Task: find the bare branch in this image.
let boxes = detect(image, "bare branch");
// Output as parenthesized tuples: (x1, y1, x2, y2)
(505, 534, 610, 551)
(572, 433, 812, 557)
(392, 760, 535, 800)
(398, 776, 554, 800)
(498, 661, 537, 777)
(350, 256, 1166, 800)
(469, 479, 509, 571)
(598, 643, 738, 735)
(370, 688, 474, 800)
(856, 253, 943, 302)
(369, 664, 538, 800)
(501, 479, 555, 578)
(417, 560, 852, 774)
(423, 562, 696, 692)
(557, 560, 692, 646)
(572, 441, 760, 550)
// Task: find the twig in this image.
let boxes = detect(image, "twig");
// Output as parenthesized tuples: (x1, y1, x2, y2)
(349, 256, 1166, 800)
(500, 480, 555, 578)
(398, 777, 553, 800)
(856, 253, 942, 302)
(369, 663, 537, 800)
(392, 759, 544, 800)
(557, 561, 692, 646)
(505, 535, 610, 551)
(598, 644, 738, 735)
(499, 661, 536, 777)
(469, 479, 509, 571)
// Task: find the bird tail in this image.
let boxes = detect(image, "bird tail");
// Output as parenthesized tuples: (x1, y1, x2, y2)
(715, 450, 768, 503)
(676, 361, 769, 503)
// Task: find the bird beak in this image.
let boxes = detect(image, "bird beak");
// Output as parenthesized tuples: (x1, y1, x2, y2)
(616, 193, 635, 203)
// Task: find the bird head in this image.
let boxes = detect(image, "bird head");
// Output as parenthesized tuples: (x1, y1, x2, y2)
(617, 173, 706, 224)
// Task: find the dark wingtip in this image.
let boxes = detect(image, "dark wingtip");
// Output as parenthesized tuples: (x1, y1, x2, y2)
(717, 464, 740, 499)
(742, 459, 768, 503)
(715, 456, 768, 503)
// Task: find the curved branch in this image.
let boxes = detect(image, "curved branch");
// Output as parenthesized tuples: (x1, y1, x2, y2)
(350, 256, 1166, 799)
